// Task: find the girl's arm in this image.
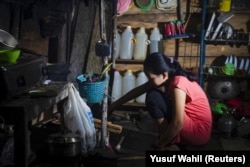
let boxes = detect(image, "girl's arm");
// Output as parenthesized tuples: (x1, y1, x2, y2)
(108, 81, 153, 113)
(155, 87, 186, 149)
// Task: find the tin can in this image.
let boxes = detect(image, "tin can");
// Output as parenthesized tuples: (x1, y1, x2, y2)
(165, 22, 171, 36)
(170, 21, 176, 35)
(220, 0, 231, 12)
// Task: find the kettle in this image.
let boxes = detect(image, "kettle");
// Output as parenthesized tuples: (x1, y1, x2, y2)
(218, 107, 238, 137)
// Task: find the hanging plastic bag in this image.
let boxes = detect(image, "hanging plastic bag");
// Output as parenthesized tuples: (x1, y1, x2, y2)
(0, 137, 14, 166)
(64, 83, 96, 154)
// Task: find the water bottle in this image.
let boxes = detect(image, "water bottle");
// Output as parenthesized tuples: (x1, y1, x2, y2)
(120, 26, 134, 60)
(133, 27, 148, 60)
(135, 70, 148, 103)
(114, 30, 121, 60)
(111, 69, 122, 102)
(122, 69, 135, 103)
(150, 27, 162, 54)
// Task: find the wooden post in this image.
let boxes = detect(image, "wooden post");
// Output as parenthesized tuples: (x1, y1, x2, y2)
(100, 0, 109, 149)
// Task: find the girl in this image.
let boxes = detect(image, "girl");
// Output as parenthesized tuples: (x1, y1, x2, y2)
(109, 52, 212, 150)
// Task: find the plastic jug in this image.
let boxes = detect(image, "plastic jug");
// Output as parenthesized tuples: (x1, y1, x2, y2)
(133, 27, 148, 60)
(135, 70, 148, 103)
(122, 69, 135, 103)
(120, 26, 134, 60)
(149, 27, 162, 54)
(111, 69, 122, 102)
(114, 30, 121, 59)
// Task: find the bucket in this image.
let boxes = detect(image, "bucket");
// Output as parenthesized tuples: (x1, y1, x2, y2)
(76, 74, 108, 103)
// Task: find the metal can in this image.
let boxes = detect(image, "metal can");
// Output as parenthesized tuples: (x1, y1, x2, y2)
(220, 0, 231, 12)
(165, 22, 172, 36)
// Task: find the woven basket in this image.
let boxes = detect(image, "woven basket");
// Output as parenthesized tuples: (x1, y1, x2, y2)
(76, 74, 108, 103)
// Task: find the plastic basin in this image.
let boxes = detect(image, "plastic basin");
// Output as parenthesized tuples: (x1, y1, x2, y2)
(0, 49, 21, 63)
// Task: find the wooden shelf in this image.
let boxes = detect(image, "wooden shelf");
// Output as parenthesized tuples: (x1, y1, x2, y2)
(112, 102, 146, 112)
(116, 2, 179, 29)
(114, 59, 144, 64)
(163, 34, 189, 40)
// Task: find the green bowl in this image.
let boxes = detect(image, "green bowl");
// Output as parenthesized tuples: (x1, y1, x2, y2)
(0, 49, 21, 63)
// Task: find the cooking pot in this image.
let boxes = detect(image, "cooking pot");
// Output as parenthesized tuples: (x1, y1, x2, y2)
(206, 79, 240, 100)
(46, 130, 82, 157)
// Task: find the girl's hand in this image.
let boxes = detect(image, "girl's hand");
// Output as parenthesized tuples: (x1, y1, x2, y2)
(154, 139, 165, 151)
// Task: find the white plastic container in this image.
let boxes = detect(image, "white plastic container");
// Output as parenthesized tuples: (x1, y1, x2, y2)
(149, 27, 162, 54)
(120, 26, 134, 60)
(122, 69, 135, 103)
(133, 27, 148, 60)
(111, 69, 122, 102)
(135, 70, 148, 103)
(114, 30, 121, 59)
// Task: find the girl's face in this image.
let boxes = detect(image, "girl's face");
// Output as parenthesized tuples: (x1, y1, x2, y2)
(147, 72, 169, 86)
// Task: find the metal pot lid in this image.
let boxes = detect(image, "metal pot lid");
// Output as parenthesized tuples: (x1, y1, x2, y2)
(0, 29, 18, 48)
(46, 130, 82, 144)
(207, 79, 240, 100)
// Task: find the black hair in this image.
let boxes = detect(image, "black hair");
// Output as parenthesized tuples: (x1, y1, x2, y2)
(143, 52, 198, 82)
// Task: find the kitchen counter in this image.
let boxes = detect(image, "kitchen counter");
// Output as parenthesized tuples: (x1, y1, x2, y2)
(0, 81, 69, 167)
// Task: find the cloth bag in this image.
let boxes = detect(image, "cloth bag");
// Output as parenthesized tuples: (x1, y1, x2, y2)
(64, 83, 96, 154)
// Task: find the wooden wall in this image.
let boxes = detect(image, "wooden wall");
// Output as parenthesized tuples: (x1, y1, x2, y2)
(1, 0, 249, 81)
(114, 0, 250, 74)
(0, 1, 97, 82)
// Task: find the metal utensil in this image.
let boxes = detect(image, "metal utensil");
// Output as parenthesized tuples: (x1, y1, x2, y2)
(218, 22, 234, 40)
(205, 12, 216, 39)
(228, 54, 233, 64)
(115, 136, 125, 151)
(244, 58, 249, 72)
(248, 58, 250, 74)
(230, 54, 237, 69)
(225, 55, 229, 64)
(0, 29, 19, 49)
(239, 58, 244, 70)
(211, 11, 234, 40)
